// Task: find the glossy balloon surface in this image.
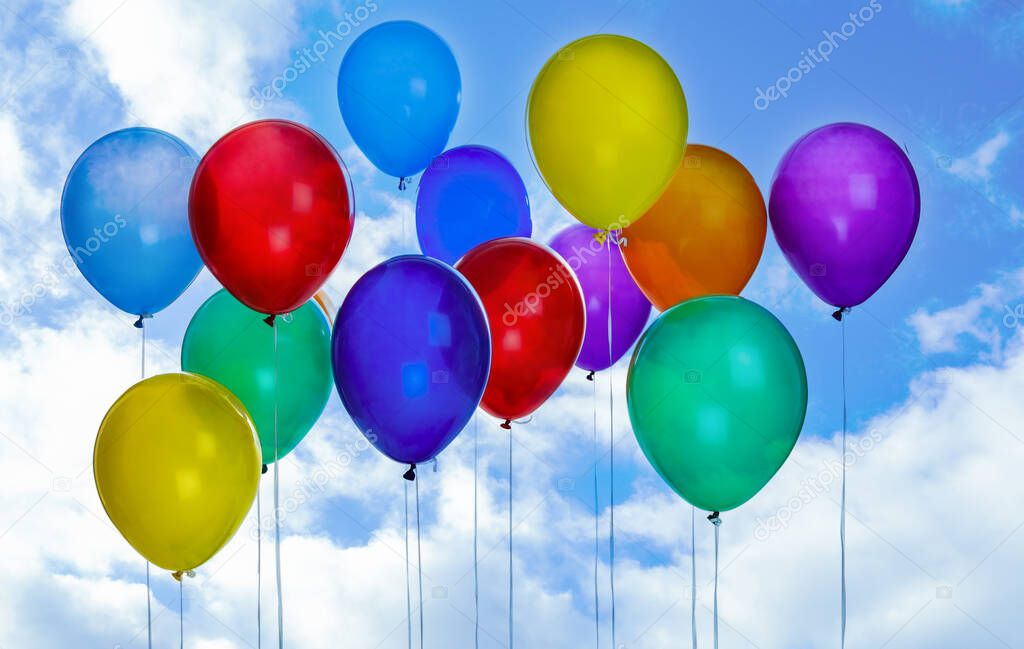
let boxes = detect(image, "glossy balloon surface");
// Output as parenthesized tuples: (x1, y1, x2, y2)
(189, 120, 354, 315)
(332, 256, 490, 465)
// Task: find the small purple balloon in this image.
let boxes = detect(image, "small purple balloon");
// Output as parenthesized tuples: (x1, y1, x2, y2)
(332, 255, 491, 466)
(549, 224, 651, 372)
(769, 123, 920, 308)
(416, 145, 531, 265)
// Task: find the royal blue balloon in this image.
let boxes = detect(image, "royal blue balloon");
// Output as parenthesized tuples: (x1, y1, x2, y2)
(337, 21, 461, 179)
(332, 255, 490, 466)
(416, 145, 532, 265)
(61, 127, 202, 316)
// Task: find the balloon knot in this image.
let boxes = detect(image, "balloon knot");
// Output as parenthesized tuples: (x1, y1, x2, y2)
(133, 314, 152, 329)
(500, 419, 512, 430)
(171, 569, 195, 581)
(707, 511, 721, 526)
(264, 314, 276, 327)
(586, 371, 595, 381)
(832, 307, 850, 322)
(398, 176, 407, 191)
(261, 463, 268, 475)
(403, 463, 417, 481)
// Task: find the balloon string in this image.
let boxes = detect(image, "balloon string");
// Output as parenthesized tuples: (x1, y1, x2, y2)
(473, 413, 480, 649)
(273, 321, 283, 649)
(709, 512, 721, 649)
(508, 424, 514, 649)
(141, 320, 152, 649)
(591, 371, 600, 649)
(415, 476, 424, 649)
(404, 479, 413, 649)
(257, 482, 262, 649)
(179, 577, 184, 649)
(691, 506, 697, 649)
(840, 312, 848, 649)
(607, 238, 617, 649)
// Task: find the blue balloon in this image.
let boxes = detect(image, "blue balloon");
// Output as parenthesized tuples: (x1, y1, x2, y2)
(332, 255, 490, 466)
(61, 127, 202, 317)
(337, 21, 461, 180)
(416, 145, 532, 265)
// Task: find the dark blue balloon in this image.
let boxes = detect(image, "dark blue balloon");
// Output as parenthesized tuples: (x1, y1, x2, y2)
(332, 255, 490, 465)
(338, 21, 461, 180)
(61, 127, 202, 316)
(416, 145, 532, 265)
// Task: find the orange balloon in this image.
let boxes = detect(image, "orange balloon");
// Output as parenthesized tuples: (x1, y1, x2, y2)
(622, 145, 766, 311)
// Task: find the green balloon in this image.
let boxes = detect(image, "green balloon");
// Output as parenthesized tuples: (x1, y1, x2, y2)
(182, 289, 333, 463)
(627, 296, 807, 512)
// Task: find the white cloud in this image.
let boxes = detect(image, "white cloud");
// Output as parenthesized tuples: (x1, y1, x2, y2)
(909, 267, 1024, 357)
(61, 0, 299, 148)
(942, 129, 1024, 225)
(947, 131, 1011, 180)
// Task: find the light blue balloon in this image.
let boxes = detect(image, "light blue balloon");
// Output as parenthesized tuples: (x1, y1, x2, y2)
(337, 21, 461, 180)
(61, 127, 203, 317)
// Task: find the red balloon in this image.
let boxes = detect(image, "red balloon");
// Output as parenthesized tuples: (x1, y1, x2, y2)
(456, 237, 585, 422)
(189, 120, 354, 315)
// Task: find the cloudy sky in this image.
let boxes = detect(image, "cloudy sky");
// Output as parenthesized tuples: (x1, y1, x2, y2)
(1, 0, 1023, 648)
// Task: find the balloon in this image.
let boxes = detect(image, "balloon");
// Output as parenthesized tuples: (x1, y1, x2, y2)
(548, 225, 650, 372)
(61, 127, 202, 316)
(332, 256, 490, 465)
(623, 145, 767, 311)
(769, 122, 920, 308)
(313, 289, 336, 326)
(94, 373, 260, 572)
(338, 21, 461, 180)
(181, 289, 333, 464)
(189, 119, 354, 316)
(416, 145, 531, 265)
(527, 34, 687, 231)
(456, 238, 585, 422)
(627, 296, 807, 512)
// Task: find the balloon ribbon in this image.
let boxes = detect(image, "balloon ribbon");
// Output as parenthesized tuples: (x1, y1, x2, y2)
(508, 422, 514, 649)
(708, 511, 721, 649)
(404, 477, 413, 649)
(140, 319, 152, 649)
(607, 237, 617, 649)
(588, 369, 599, 649)
(473, 414, 480, 649)
(415, 473, 425, 649)
(835, 307, 850, 649)
(273, 320, 283, 649)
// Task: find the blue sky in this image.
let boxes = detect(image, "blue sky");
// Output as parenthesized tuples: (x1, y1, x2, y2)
(1, 1, 1024, 648)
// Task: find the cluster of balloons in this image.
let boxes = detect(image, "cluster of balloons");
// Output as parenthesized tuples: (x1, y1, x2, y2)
(61, 17, 920, 577)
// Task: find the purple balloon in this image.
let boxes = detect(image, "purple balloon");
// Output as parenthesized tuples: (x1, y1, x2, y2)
(416, 145, 531, 265)
(769, 123, 920, 308)
(332, 255, 491, 466)
(549, 224, 651, 372)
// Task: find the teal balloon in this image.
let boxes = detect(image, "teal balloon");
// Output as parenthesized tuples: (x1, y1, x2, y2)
(627, 296, 807, 512)
(181, 289, 332, 463)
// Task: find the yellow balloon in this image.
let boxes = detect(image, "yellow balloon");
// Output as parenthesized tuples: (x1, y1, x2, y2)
(94, 373, 260, 573)
(527, 34, 687, 230)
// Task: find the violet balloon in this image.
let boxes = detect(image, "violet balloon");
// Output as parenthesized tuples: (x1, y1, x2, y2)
(416, 145, 531, 265)
(769, 122, 920, 308)
(332, 255, 491, 466)
(549, 224, 651, 372)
